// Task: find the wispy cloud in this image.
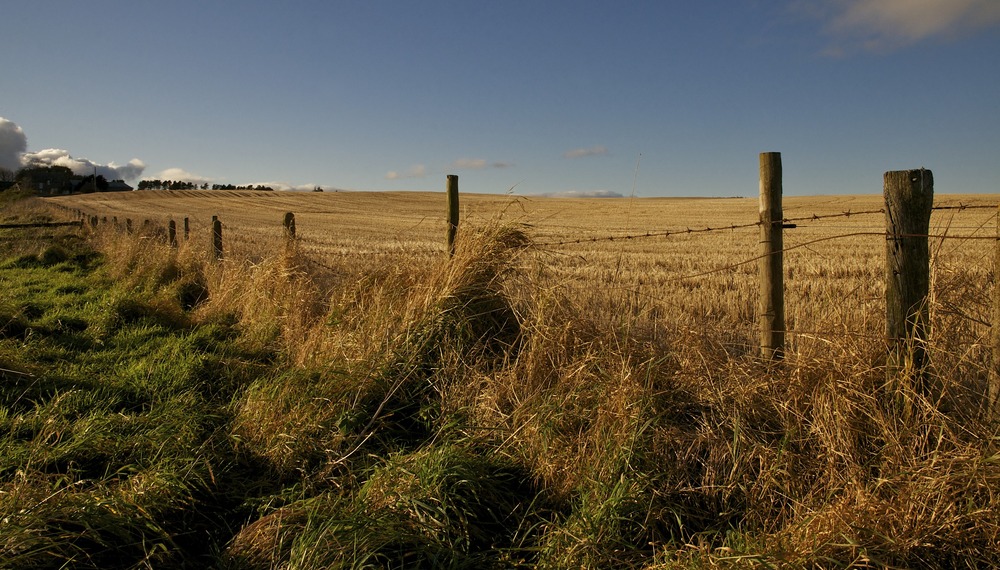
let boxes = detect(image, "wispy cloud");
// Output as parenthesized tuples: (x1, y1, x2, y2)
(807, 0, 1000, 54)
(542, 189, 623, 198)
(385, 164, 427, 180)
(450, 158, 513, 170)
(563, 145, 608, 159)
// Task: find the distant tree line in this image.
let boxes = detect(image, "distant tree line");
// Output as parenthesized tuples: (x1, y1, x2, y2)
(137, 180, 274, 191)
(2, 165, 127, 195)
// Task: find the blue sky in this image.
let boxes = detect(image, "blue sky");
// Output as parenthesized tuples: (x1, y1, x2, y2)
(2, 0, 998, 196)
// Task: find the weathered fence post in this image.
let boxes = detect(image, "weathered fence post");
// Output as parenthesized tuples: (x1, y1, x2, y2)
(126, 219, 133, 234)
(884, 169, 933, 396)
(759, 152, 785, 361)
(212, 215, 223, 261)
(991, 205, 1000, 416)
(282, 212, 297, 260)
(446, 175, 459, 257)
(183, 217, 190, 241)
(168, 220, 178, 248)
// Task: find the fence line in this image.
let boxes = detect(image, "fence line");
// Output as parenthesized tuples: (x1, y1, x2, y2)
(0, 221, 85, 229)
(54, 201, 996, 264)
(41, 168, 1000, 402)
(47, 191, 996, 256)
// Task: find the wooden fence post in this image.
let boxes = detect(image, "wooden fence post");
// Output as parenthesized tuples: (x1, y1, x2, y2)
(126, 219, 133, 234)
(183, 217, 190, 241)
(283, 212, 296, 241)
(991, 205, 1000, 416)
(759, 152, 784, 361)
(446, 175, 459, 257)
(168, 220, 178, 248)
(884, 168, 933, 395)
(212, 215, 223, 261)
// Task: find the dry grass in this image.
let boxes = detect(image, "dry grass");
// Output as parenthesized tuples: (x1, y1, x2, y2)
(33, 189, 1000, 567)
(50, 190, 997, 343)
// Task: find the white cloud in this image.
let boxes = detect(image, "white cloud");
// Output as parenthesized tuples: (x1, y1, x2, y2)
(450, 158, 514, 170)
(21, 148, 146, 181)
(385, 164, 427, 180)
(563, 145, 608, 159)
(250, 180, 293, 191)
(0, 117, 28, 171)
(811, 0, 1000, 53)
(109, 159, 146, 181)
(155, 167, 213, 185)
(452, 158, 487, 170)
(250, 181, 337, 192)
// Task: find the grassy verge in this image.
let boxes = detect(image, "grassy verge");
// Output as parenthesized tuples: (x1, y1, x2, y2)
(2, 193, 999, 568)
(0, 200, 273, 567)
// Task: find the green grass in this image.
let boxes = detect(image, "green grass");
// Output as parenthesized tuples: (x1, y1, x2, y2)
(0, 231, 271, 568)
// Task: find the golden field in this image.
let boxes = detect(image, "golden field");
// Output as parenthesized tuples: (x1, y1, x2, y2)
(50, 189, 998, 358)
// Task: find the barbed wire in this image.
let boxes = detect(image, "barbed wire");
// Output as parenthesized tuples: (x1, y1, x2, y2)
(532, 219, 762, 247)
(532, 205, 997, 248)
(931, 203, 997, 211)
(667, 232, 886, 281)
(782, 328, 992, 347)
(541, 228, 994, 288)
(782, 208, 886, 222)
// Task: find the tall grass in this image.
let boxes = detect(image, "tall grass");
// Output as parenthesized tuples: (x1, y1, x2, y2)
(3, 195, 999, 568)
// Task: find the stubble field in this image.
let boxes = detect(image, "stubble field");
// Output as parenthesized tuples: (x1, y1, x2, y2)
(53, 189, 998, 356)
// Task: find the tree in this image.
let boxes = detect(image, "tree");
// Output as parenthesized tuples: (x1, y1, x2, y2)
(0, 167, 13, 183)
(15, 165, 75, 195)
(75, 174, 108, 193)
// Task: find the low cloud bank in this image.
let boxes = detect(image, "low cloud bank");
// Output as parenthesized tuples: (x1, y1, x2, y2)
(0, 116, 146, 180)
(22, 148, 146, 181)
